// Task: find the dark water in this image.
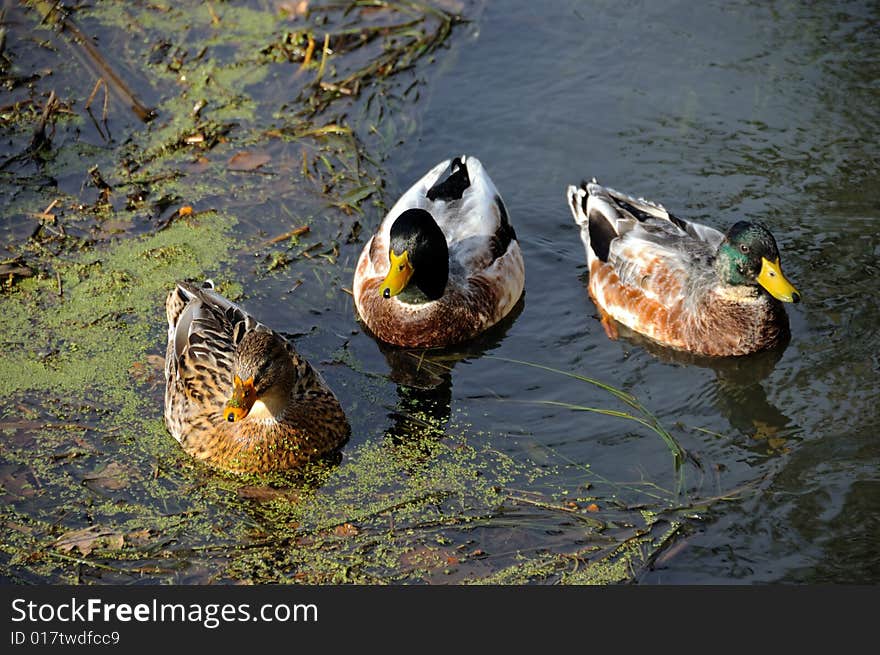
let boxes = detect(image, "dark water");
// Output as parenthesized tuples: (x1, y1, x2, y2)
(338, 0, 880, 583)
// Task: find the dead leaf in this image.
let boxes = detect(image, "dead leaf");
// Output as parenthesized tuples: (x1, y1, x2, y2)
(130, 354, 165, 386)
(586, 503, 600, 513)
(0, 469, 37, 499)
(186, 156, 211, 174)
(125, 528, 153, 547)
(83, 461, 131, 491)
(0, 258, 35, 280)
(146, 354, 165, 370)
(4, 521, 35, 536)
(227, 151, 271, 171)
(54, 526, 125, 556)
(399, 546, 463, 571)
(237, 485, 300, 503)
(277, 0, 309, 17)
(333, 522, 359, 537)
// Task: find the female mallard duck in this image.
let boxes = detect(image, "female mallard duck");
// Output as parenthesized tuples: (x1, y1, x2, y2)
(163, 280, 349, 473)
(353, 155, 525, 348)
(566, 180, 801, 357)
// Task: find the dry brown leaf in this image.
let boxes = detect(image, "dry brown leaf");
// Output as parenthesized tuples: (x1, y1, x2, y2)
(131, 354, 166, 386)
(83, 461, 131, 491)
(586, 503, 600, 513)
(125, 528, 153, 547)
(277, 0, 309, 17)
(333, 522, 359, 537)
(237, 485, 301, 503)
(54, 526, 124, 556)
(0, 469, 37, 498)
(227, 151, 271, 171)
(400, 546, 456, 570)
(4, 520, 35, 535)
(186, 156, 211, 174)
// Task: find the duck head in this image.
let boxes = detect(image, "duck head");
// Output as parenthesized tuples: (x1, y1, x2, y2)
(380, 208, 449, 302)
(223, 330, 295, 423)
(716, 221, 800, 303)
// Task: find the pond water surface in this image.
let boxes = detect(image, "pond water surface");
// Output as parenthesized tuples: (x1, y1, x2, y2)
(354, 0, 880, 583)
(2, 0, 878, 585)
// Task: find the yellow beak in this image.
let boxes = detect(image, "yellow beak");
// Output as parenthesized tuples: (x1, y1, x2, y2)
(223, 375, 256, 422)
(380, 249, 414, 299)
(757, 257, 800, 303)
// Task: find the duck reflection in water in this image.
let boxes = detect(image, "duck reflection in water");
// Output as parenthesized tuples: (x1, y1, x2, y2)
(611, 321, 796, 454)
(368, 296, 525, 449)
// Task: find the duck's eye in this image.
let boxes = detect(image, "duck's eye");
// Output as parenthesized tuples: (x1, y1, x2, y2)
(740, 244, 750, 253)
(398, 264, 405, 271)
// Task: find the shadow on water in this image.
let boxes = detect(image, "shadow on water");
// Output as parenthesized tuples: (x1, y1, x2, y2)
(613, 322, 797, 454)
(366, 296, 525, 445)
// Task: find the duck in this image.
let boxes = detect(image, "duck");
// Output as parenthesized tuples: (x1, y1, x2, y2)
(353, 155, 525, 348)
(163, 280, 349, 474)
(566, 180, 800, 357)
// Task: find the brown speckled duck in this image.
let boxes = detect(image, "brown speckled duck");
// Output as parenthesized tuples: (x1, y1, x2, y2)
(353, 155, 525, 348)
(567, 180, 800, 357)
(163, 280, 349, 473)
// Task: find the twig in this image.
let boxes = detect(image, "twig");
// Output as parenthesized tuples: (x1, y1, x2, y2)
(45, 550, 126, 573)
(299, 34, 316, 71)
(30, 1, 156, 122)
(316, 33, 330, 82)
(28, 198, 60, 222)
(265, 225, 310, 245)
(30, 89, 57, 151)
(506, 494, 606, 528)
(206, 2, 221, 25)
(84, 78, 106, 110)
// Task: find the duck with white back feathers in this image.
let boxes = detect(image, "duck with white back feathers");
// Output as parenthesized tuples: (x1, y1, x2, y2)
(354, 155, 525, 348)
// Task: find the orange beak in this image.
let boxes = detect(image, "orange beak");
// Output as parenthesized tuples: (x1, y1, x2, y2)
(223, 375, 256, 422)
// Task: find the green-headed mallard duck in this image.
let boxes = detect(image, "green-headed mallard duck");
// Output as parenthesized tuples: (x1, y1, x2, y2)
(164, 280, 349, 473)
(566, 180, 800, 357)
(353, 155, 525, 348)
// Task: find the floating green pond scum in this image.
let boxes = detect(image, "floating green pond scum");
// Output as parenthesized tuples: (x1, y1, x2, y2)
(0, 0, 706, 585)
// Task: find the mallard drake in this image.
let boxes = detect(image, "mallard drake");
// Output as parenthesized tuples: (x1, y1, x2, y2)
(163, 280, 349, 473)
(353, 155, 525, 348)
(566, 180, 800, 357)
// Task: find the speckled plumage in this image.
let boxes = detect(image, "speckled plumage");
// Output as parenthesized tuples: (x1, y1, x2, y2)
(354, 155, 525, 348)
(164, 280, 349, 473)
(567, 180, 798, 357)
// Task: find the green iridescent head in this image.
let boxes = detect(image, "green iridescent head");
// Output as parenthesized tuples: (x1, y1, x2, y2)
(716, 222, 800, 303)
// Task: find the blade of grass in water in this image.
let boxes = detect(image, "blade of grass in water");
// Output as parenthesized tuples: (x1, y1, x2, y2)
(489, 357, 687, 495)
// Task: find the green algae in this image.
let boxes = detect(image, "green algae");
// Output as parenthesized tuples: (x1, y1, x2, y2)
(0, 212, 236, 403)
